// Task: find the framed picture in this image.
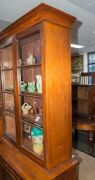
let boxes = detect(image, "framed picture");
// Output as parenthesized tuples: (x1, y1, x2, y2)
(71, 55, 83, 73)
(24, 124, 31, 133)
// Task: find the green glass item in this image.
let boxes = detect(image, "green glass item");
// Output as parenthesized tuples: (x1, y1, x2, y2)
(31, 127, 43, 155)
(27, 82, 35, 93)
(20, 81, 27, 92)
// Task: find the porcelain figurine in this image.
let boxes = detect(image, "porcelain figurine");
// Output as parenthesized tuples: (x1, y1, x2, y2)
(22, 103, 32, 115)
(26, 53, 36, 65)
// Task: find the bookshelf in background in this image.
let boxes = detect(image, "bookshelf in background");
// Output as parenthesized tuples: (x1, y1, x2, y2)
(72, 73, 95, 117)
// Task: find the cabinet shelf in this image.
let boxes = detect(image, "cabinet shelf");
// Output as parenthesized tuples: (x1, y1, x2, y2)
(2, 67, 13, 71)
(18, 63, 41, 69)
(72, 83, 94, 87)
(19, 92, 42, 98)
(72, 98, 89, 101)
(3, 90, 14, 94)
(21, 144, 44, 160)
(20, 119, 43, 129)
(5, 132, 16, 142)
(4, 109, 15, 116)
(4, 111, 15, 118)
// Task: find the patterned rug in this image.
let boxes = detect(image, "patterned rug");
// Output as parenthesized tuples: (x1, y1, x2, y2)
(72, 130, 95, 157)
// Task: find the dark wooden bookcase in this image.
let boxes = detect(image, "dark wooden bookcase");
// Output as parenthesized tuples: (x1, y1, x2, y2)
(72, 72, 95, 118)
(0, 3, 78, 179)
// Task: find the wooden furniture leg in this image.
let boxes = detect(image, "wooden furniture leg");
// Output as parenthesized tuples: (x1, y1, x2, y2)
(88, 130, 94, 155)
(75, 129, 78, 141)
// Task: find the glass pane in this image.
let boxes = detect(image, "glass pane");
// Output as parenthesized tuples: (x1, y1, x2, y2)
(18, 32, 41, 66)
(3, 93, 15, 114)
(89, 64, 95, 72)
(19, 67, 42, 94)
(21, 121, 44, 158)
(2, 70, 14, 91)
(4, 114, 16, 141)
(21, 95, 43, 127)
(1, 45, 13, 69)
(17, 27, 44, 159)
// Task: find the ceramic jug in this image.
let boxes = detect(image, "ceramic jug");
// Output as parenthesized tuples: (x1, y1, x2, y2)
(22, 103, 31, 115)
(27, 82, 35, 93)
(36, 75, 42, 93)
(31, 127, 43, 155)
(20, 81, 27, 92)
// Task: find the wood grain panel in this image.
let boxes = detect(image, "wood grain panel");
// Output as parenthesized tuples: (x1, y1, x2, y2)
(43, 21, 72, 169)
(0, 138, 78, 180)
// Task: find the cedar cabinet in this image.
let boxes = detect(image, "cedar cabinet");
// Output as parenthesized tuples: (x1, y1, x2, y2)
(0, 3, 78, 179)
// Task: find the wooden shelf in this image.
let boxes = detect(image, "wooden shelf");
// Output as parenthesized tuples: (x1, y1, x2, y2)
(21, 113, 43, 128)
(4, 109, 15, 116)
(4, 111, 15, 118)
(19, 91, 42, 98)
(72, 83, 94, 87)
(2, 67, 13, 71)
(4, 132, 16, 142)
(2, 90, 14, 94)
(18, 63, 41, 68)
(20, 119, 43, 129)
(21, 143, 44, 160)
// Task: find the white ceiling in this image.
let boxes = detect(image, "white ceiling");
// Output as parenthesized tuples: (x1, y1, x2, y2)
(0, 0, 95, 53)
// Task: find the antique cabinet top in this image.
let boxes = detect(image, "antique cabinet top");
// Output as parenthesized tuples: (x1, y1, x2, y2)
(0, 3, 76, 42)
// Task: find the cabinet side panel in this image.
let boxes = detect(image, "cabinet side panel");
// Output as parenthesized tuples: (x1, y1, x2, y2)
(44, 21, 72, 169)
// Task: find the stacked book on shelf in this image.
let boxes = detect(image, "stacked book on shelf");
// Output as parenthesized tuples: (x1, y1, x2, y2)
(80, 75, 92, 85)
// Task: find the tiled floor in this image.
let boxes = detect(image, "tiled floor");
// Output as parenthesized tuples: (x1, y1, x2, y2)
(74, 150, 95, 180)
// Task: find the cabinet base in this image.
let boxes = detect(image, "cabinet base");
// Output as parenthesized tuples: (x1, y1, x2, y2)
(0, 138, 79, 180)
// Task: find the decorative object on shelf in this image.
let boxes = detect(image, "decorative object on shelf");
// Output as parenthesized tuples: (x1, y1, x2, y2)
(33, 101, 39, 115)
(5, 102, 14, 112)
(18, 58, 22, 66)
(20, 81, 27, 92)
(36, 75, 42, 93)
(22, 103, 31, 115)
(33, 114, 43, 127)
(31, 127, 43, 155)
(26, 53, 36, 65)
(3, 62, 10, 69)
(80, 73, 94, 85)
(24, 124, 31, 133)
(71, 55, 83, 73)
(36, 55, 41, 64)
(72, 72, 81, 84)
(5, 86, 14, 91)
(29, 105, 35, 116)
(27, 82, 35, 93)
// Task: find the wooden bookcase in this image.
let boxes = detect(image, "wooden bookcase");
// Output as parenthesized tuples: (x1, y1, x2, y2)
(0, 3, 78, 179)
(72, 72, 95, 118)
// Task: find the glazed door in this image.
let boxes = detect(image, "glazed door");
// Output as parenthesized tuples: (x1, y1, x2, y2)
(0, 37, 17, 144)
(16, 23, 44, 165)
